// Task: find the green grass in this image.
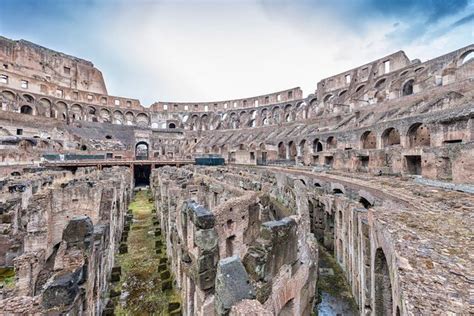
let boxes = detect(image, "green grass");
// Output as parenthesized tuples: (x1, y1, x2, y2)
(113, 190, 180, 316)
(0, 267, 15, 288)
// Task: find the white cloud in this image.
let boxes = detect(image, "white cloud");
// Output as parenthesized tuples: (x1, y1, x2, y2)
(79, 0, 473, 106)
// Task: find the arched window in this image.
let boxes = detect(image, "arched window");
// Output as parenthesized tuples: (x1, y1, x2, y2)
(460, 50, 474, 65)
(326, 136, 337, 150)
(408, 123, 430, 148)
(20, 105, 33, 115)
(168, 122, 176, 129)
(299, 140, 306, 157)
(375, 78, 386, 90)
(288, 141, 297, 159)
(323, 94, 333, 102)
(361, 131, 377, 149)
(313, 139, 323, 153)
(135, 142, 149, 160)
(402, 79, 414, 96)
(382, 128, 400, 147)
(278, 142, 286, 159)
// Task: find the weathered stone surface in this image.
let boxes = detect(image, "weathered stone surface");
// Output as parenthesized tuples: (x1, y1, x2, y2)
(215, 256, 256, 315)
(42, 269, 81, 309)
(62, 216, 94, 244)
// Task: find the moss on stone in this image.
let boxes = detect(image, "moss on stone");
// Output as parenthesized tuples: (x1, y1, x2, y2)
(113, 190, 180, 315)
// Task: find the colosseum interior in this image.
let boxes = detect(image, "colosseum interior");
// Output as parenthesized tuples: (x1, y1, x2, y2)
(0, 35, 472, 315)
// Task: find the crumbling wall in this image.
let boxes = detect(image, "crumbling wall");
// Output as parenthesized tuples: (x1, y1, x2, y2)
(0, 166, 132, 315)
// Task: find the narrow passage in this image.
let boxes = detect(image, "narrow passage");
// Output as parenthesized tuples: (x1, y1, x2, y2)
(111, 189, 180, 315)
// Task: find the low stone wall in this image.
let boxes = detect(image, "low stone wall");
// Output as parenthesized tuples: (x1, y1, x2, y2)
(0, 166, 132, 315)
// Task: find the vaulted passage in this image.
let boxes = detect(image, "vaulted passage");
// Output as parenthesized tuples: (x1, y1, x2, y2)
(374, 248, 393, 316)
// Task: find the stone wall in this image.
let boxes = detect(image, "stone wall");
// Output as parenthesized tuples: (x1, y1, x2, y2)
(150, 166, 318, 315)
(0, 166, 132, 314)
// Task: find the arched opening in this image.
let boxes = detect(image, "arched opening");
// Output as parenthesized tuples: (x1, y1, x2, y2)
(278, 142, 286, 159)
(313, 139, 323, 153)
(80, 145, 87, 151)
(408, 123, 430, 148)
(288, 141, 297, 159)
(168, 122, 176, 129)
(460, 50, 474, 65)
(323, 94, 333, 103)
(20, 105, 33, 115)
(382, 128, 400, 147)
(361, 131, 377, 149)
(359, 197, 373, 209)
(374, 248, 393, 316)
(298, 139, 306, 157)
(402, 79, 414, 96)
(375, 78, 386, 90)
(23, 94, 34, 103)
(135, 142, 149, 160)
(356, 85, 365, 92)
(326, 136, 337, 150)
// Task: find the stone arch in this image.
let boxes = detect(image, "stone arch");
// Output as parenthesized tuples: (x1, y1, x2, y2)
(382, 127, 400, 147)
(125, 111, 135, 125)
(22, 93, 34, 103)
(402, 79, 414, 96)
(338, 90, 347, 97)
(70, 104, 83, 120)
(323, 94, 333, 102)
(278, 142, 286, 159)
(313, 138, 323, 153)
(88, 106, 98, 122)
(288, 141, 297, 159)
(374, 248, 393, 316)
(1, 89, 16, 102)
(298, 139, 306, 157)
(355, 84, 365, 93)
(100, 108, 111, 123)
(20, 105, 34, 115)
(408, 123, 430, 148)
(38, 98, 52, 117)
(260, 108, 269, 126)
(374, 78, 386, 90)
(361, 131, 377, 149)
(135, 141, 149, 160)
(113, 110, 124, 125)
(326, 136, 337, 150)
(458, 49, 474, 66)
(272, 106, 281, 124)
(201, 114, 209, 130)
(136, 113, 150, 127)
(55, 102, 68, 120)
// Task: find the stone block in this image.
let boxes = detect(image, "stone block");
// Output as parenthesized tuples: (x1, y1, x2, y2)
(215, 256, 256, 315)
(62, 216, 93, 244)
(42, 269, 81, 309)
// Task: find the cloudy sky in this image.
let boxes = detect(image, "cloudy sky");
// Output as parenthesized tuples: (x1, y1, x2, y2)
(0, 0, 472, 106)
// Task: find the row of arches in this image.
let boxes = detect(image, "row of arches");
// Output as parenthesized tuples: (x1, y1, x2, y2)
(199, 122, 435, 163)
(184, 102, 309, 131)
(1, 90, 151, 127)
(322, 78, 416, 107)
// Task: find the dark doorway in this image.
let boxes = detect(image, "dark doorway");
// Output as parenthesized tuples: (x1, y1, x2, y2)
(405, 155, 421, 175)
(134, 164, 151, 187)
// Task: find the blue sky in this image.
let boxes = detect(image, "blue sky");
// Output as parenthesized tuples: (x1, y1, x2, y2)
(0, 0, 472, 106)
